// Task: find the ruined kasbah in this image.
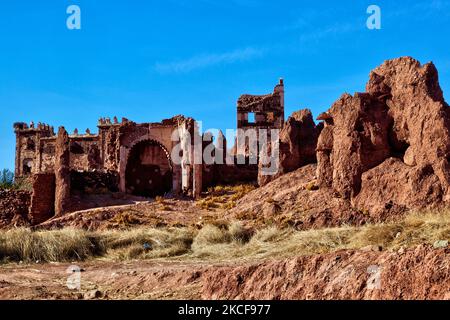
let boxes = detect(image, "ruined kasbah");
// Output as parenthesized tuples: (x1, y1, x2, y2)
(2, 56, 450, 301)
(11, 80, 290, 225)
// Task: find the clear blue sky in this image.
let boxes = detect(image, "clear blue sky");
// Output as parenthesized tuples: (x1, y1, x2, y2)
(1, 0, 450, 171)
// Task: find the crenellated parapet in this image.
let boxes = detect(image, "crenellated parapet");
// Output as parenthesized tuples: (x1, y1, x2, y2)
(13, 121, 56, 177)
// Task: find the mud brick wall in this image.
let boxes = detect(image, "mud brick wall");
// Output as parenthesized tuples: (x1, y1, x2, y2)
(215, 162, 258, 185)
(0, 189, 31, 228)
(29, 173, 55, 224)
(71, 171, 119, 194)
(202, 164, 216, 189)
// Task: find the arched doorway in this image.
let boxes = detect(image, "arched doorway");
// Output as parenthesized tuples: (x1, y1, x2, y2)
(125, 140, 173, 197)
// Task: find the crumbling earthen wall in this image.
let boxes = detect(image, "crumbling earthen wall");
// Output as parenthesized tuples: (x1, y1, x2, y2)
(99, 122, 121, 172)
(236, 79, 285, 158)
(54, 127, 71, 216)
(0, 189, 31, 228)
(237, 79, 285, 131)
(117, 117, 192, 196)
(29, 173, 56, 225)
(71, 171, 119, 195)
(38, 138, 57, 173)
(69, 135, 101, 171)
(14, 122, 54, 177)
(14, 115, 198, 206)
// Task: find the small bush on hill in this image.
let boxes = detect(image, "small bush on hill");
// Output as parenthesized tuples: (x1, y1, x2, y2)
(0, 169, 14, 189)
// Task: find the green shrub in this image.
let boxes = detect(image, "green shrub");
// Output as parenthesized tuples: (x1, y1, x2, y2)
(0, 169, 14, 189)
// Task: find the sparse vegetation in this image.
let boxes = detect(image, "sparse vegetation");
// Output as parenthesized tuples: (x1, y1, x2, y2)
(197, 184, 256, 211)
(154, 196, 173, 211)
(0, 228, 100, 263)
(102, 227, 194, 260)
(109, 212, 140, 227)
(0, 169, 14, 189)
(155, 196, 166, 204)
(0, 211, 449, 264)
(304, 181, 319, 191)
(0, 169, 32, 191)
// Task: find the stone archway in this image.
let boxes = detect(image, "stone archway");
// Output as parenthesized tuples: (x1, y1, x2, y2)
(125, 139, 173, 197)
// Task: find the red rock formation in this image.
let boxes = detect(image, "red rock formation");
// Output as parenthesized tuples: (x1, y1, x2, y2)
(316, 113, 334, 188)
(55, 127, 71, 216)
(282, 109, 321, 170)
(317, 93, 391, 198)
(353, 158, 443, 218)
(367, 57, 450, 200)
(258, 109, 321, 186)
(317, 57, 450, 214)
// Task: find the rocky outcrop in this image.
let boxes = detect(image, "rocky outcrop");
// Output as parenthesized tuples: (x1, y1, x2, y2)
(258, 109, 321, 186)
(281, 109, 321, 169)
(368, 58, 450, 199)
(353, 158, 444, 218)
(54, 127, 71, 216)
(316, 57, 450, 214)
(317, 93, 391, 198)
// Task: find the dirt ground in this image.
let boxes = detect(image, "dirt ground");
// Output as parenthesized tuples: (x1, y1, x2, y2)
(1, 244, 449, 300)
(0, 260, 205, 300)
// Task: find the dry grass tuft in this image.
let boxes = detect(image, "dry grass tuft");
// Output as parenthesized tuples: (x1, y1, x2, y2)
(0, 228, 100, 263)
(0, 210, 449, 264)
(197, 184, 256, 210)
(192, 225, 230, 248)
(109, 212, 140, 227)
(304, 182, 319, 191)
(101, 227, 194, 260)
(228, 221, 252, 243)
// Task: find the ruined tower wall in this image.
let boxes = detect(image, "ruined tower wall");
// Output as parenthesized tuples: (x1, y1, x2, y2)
(29, 173, 56, 224)
(38, 138, 56, 173)
(236, 79, 285, 159)
(14, 122, 54, 177)
(237, 79, 284, 131)
(69, 135, 101, 171)
(54, 127, 71, 216)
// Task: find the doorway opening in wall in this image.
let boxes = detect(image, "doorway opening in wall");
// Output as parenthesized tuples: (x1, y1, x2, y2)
(125, 140, 173, 197)
(248, 112, 255, 124)
(22, 159, 33, 175)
